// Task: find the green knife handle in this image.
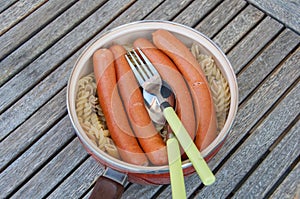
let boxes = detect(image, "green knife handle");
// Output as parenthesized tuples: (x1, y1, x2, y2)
(163, 106, 216, 186)
(167, 137, 186, 199)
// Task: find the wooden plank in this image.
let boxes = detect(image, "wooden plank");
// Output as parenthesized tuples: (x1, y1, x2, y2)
(47, 157, 104, 199)
(83, 190, 93, 199)
(0, 0, 166, 195)
(0, 0, 165, 141)
(194, 0, 247, 38)
(233, 120, 300, 198)
(213, 5, 265, 53)
(0, 0, 47, 35)
(0, 0, 165, 149)
(156, 173, 199, 199)
(0, 53, 76, 141)
(227, 16, 283, 73)
(247, 0, 300, 33)
(172, 0, 223, 27)
(0, 0, 18, 13)
(11, 138, 90, 198)
(237, 29, 300, 102)
(0, 0, 103, 86)
(0, 88, 67, 171)
(145, 0, 194, 21)
(157, 46, 300, 198)
(0, 116, 76, 197)
(99, 0, 164, 33)
(146, 0, 196, 21)
(121, 184, 162, 199)
(210, 47, 299, 167)
(0, 0, 135, 138)
(271, 161, 300, 199)
(194, 65, 300, 198)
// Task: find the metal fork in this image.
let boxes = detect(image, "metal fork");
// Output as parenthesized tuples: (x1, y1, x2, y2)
(126, 48, 186, 199)
(125, 48, 166, 105)
(125, 48, 215, 186)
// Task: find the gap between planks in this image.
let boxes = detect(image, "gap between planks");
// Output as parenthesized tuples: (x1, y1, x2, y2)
(0, 0, 108, 86)
(0, 0, 48, 35)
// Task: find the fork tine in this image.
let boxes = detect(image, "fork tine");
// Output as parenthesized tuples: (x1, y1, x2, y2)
(136, 48, 159, 76)
(131, 50, 152, 79)
(125, 53, 144, 86)
(129, 50, 149, 79)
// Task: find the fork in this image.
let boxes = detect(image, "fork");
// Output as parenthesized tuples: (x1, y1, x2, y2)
(125, 48, 215, 186)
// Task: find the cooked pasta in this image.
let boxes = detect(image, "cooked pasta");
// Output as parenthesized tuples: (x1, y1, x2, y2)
(76, 73, 119, 158)
(191, 43, 231, 133)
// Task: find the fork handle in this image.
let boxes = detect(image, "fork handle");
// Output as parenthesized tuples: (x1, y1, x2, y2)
(162, 106, 216, 186)
(167, 136, 186, 199)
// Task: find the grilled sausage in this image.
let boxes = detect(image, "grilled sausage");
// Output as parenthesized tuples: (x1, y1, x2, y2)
(93, 48, 149, 165)
(133, 38, 197, 151)
(152, 30, 217, 150)
(110, 45, 168, 165)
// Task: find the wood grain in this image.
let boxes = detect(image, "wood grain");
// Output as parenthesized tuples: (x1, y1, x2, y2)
(1, 0, 299, 198)
(0, 53, 77, 141)
(0, 116, 75, 197)
(160, 46, 299, 198)
(0, 0, 104, 86)
(233, 119, 300, 197)
(145, 0, 194, 21)
(0, 0, 47, 35)
(0, 88, 67, 171)
(0, 0, 134, 132)
(0, 0, 18, 13)
(213, 5, 264, 53)
(121, 184, 162, 199)
(11, 138, 90, 198)
(0, 0, 165, 143)
(227, 16, 283, 73)
(0, 0, 75, 59)
(237, 29, 300, 102)
(173, 0, 223, 27)
(194, 0, 247, 38)
(99, 0, 164, 34)
(271, 161, 300, 199)
(47, 157, 105, 199)
(247, 0, 300, 33)
(195, 63, 300, 198)
(209, 47, 299, 169)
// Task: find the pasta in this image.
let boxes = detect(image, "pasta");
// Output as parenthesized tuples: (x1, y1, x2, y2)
(191, 43, 231, 133)
(76, 73, 120, 159)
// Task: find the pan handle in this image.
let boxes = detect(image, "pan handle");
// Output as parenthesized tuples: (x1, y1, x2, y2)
(89, 167, 127, 199)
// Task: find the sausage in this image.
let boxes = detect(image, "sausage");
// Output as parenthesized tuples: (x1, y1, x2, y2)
(110, 45, 168, 166)
(152, 30, 217, 151)
(133, 38, 196, 148)
(93, 48, 148, 166)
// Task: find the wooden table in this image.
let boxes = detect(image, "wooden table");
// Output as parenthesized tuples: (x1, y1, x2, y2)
(1, 0, 299, 198)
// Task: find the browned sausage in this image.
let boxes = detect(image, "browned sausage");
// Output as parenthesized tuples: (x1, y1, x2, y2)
(110, 45, 168, 166)
(152, 30, 217, 150)
(93, 48, 148, 165)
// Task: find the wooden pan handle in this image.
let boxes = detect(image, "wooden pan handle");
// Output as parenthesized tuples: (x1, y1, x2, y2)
(89, 168, 127, 199)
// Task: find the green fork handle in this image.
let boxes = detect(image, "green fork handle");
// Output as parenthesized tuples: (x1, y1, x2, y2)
(163, 106, 216, 186)
(167, 136, 186, 199)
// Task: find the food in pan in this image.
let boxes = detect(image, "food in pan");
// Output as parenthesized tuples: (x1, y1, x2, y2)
(75, 30, 231, 165)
